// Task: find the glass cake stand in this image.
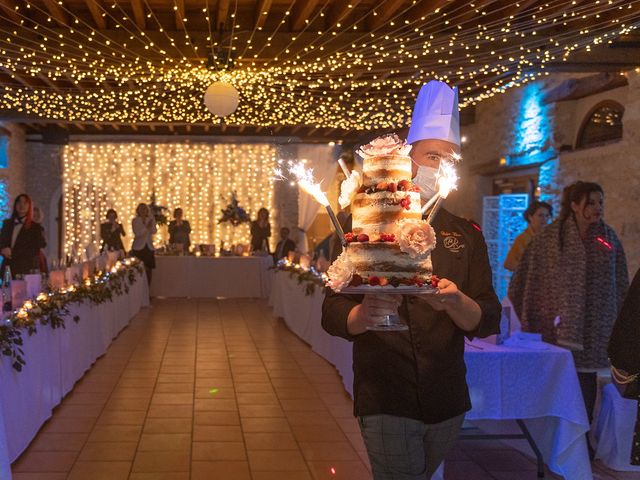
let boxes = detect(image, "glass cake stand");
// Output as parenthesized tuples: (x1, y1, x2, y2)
(341, 285, 438, 331)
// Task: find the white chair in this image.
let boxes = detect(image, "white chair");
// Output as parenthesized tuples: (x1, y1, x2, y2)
(593, 383, 640, 471)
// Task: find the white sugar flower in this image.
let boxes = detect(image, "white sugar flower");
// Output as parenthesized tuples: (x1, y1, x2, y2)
(397, 220, 437, 258)
(326, 252, 355, 292)
(338, 171, 362, 209)
(357, 134, 412, 158)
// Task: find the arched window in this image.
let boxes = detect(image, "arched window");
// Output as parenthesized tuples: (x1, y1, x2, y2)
(576, 101, 624, 149)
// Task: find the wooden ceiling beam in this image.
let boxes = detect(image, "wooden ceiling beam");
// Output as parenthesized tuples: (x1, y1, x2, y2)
(451, 0, 498, 26)
(0, 0, 21, 23)
(368, 0, 407, 30)
(327, 0, 364, 25)
(130, 0, 146, 30)
(41, 0, 70, 27)
(37, 73, 61, 92)
(175, 0, 185, 30)
(407, 0, 453, 21)
(291, 0, 319, 31)
(84, 0, 106, 29)
(217, 0, 230, 30)
(1, 67, 33, 88)
(75, 123, 86, 131)
(255, 0, 272, 29)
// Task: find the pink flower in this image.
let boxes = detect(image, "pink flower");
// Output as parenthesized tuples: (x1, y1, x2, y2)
(397, 220, 436, 258)
(357, 134, 412, 158)
(326, 252, 354, 292)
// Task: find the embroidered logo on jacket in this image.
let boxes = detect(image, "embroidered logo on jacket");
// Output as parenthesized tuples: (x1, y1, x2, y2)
(440, 231, 465, 253)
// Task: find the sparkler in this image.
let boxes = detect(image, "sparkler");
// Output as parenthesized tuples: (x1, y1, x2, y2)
(275, 160, 347, 247)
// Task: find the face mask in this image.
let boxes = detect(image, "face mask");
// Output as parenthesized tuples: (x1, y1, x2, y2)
(413, 165, 439, 201)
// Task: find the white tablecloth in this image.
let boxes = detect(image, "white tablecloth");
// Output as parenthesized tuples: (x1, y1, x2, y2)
(0, 271, 149, 480)
(152, 255, 273, 298)
(593, 383, 640, 472)
(269, 270, 592, 480)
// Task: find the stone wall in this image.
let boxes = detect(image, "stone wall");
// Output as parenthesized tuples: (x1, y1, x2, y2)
(25, 141, 64, 259)
(451, 70, 640, 277)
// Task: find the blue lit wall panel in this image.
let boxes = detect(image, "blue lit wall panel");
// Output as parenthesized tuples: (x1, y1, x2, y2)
(0, 179, 9, 220)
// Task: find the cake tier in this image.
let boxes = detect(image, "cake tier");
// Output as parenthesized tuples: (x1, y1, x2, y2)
(363, 154, 413, 186)
(352, 191, 422, 236)
(346, 242, 432, 279)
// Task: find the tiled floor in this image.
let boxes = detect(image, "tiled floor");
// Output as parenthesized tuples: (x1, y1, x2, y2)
(9, 298, 638, 480)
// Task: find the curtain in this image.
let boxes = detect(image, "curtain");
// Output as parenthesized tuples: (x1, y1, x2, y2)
(296, 144, 339, 253)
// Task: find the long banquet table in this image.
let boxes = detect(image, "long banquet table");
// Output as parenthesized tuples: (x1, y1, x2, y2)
(151, 255, 273, 298)
(269, 270, 592, 480)
(0, 270, 149, 480)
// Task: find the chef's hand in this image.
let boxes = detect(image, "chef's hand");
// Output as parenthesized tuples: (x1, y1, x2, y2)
(1, 247, 11, 259)
(347, 294, 402, 335)
(416, 278, 482, 332)
(418, 278, 460, 311)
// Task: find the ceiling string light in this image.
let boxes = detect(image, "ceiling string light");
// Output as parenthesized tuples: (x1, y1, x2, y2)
(0, 0, 637, 130)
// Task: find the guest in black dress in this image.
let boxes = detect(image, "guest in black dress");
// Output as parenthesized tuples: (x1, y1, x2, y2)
(0, 194, 47, 277)
(168, 208, 191, 252)
(608, 267, 640, 465)
(100, 209, 126, 253)
(250, 207, 271, 253)
(273, 227, 296, 262)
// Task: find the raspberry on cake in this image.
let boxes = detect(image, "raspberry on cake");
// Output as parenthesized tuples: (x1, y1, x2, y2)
(327, 133, 436, 289)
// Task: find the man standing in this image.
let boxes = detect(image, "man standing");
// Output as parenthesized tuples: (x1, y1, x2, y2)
(322, 81, 501, 479)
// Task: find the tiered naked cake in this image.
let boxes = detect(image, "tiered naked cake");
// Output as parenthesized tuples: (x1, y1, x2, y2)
(328, 134, 437, 291)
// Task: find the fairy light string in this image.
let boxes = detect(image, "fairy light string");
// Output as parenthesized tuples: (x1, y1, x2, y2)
(0, 0, 636, 128)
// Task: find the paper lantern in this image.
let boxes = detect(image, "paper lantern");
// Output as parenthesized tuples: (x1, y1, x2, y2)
(203, 82, 240, 117)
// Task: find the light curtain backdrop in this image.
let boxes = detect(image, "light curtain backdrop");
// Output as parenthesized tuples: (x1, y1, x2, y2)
(62, 142, 277, 258)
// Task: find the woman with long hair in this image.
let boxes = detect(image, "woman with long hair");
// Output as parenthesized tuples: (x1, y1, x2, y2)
(0, 194, 47, 277)
(100, 208, 126, 253)
(509, 181, 628, 430)
(250, 207, 271, 253)
(130, 203, 157, 285)
(168, 207, 191, 252)
(504, 200, 552, 271)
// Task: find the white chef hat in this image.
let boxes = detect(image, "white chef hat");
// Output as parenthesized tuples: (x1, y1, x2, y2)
(407, 80, 460, 147)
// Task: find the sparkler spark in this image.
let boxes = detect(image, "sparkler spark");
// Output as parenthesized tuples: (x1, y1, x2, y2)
(437, 160, 459, 199)
(277, 160, 330, 207)
(273, 159, 345, 245)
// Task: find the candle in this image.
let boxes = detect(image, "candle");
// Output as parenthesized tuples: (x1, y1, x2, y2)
(421, 193, 440, 215)
(338, 158, 350, 177)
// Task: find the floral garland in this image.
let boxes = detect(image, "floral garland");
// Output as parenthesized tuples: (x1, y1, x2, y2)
(0, 259, 144, 372)
(271, 259, 327, 296)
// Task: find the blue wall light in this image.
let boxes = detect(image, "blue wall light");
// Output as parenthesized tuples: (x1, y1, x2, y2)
(508, 82, 559, 203)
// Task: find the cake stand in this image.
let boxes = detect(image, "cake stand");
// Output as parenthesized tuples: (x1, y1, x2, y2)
(341, 284, 438, 331)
